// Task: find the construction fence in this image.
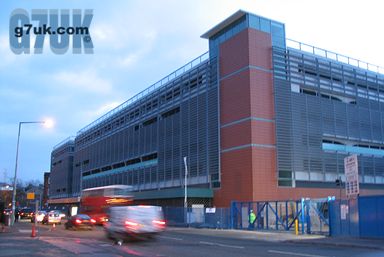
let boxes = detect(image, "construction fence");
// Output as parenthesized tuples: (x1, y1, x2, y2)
(163, 198, 330, 235)
(329, 195, 384, 238)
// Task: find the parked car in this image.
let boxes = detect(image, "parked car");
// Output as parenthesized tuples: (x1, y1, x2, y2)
(65, 214, 95, 230)
(104, 205, 166, 241)
(42, 211, 61, 225)
(19, 208, 34, 219)
(31, 211, 47, 223)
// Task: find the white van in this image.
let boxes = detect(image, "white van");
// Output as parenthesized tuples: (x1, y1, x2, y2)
(104, 205, 166, 241)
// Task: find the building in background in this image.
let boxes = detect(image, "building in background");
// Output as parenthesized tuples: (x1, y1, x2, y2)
(50, 10, 384, 207)
(42, 172, 50, 208)
(47, 138, 79, 210)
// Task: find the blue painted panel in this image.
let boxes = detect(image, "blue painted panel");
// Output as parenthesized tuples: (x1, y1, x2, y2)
(348, 198, 360, 237)
(329, 199, 359, 237)
(359, 195, 384, 238)
(322, 143, 384, 157)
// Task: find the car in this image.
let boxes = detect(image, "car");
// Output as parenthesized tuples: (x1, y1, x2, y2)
(31, 211, 47, 223)
(42, 211, 61, 225)
(57, 211, 66, 219)
(3, 209, 13, 215)
(65, 214, 95, 230)
(104, 205, 166, 241)
(19, 208, 34, 219)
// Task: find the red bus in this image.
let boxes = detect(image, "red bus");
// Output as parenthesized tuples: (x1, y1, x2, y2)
(80, 185, 133, 224)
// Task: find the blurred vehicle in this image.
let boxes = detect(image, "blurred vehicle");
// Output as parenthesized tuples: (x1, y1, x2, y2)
(80, 185, 133, 225)
(31, 211, 47, 223)
(104, 205, 166, 241)
(42, 211, 61, 225)
(58, 212, 66, 219)
(65, 214, 96, 230)
(3, 209, 13, 215)
(19, 208, 34, 219)
(2, 209, 13, 225)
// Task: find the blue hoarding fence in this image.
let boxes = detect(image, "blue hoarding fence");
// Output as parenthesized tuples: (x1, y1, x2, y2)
(163, 197, 332, 235)
(163, 206, 231, 229)
(329, 195, 384, 238)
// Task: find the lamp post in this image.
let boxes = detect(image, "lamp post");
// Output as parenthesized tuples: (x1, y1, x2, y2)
(183, 157, 188, 209)
(183, 157, 188, 225)
(11, 120, 53, 225)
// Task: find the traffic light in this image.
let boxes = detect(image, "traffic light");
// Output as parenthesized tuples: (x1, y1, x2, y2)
(335, 178, 341, 186)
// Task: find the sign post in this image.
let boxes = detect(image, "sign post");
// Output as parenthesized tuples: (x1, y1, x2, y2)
(344, 155, 359, 198)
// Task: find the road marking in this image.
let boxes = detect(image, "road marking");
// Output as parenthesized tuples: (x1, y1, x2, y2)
(40, 238, 96, 254)
(19, 229, 37, 233)
(99, 243, 113, 247)
(268, 250, 329, 257)
(157, 235, 183, 241)
(199, 241, 244, 249)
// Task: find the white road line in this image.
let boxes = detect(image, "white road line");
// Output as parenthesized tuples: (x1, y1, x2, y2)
(199, 241, 244, 249)
(157, 235, 183, 241)
(19, 229, 37, 233)
(268, 250, 329, 257)
(99, 243, 113, 247)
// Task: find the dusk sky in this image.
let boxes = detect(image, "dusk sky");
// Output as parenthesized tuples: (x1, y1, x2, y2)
(1, 0, 384, 184)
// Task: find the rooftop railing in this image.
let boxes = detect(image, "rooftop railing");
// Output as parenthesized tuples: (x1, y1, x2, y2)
(53, 136, 75, 151)
(77, 51, 210, 136)
(286, 39, 384, 75)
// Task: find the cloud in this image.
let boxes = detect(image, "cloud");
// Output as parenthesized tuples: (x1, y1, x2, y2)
(51, 69, 113, 94)
(92, 101, 122, 117)
(0, 34, 20, 68)
(116, 31, 157, 68)
(79, 100, 123, 127)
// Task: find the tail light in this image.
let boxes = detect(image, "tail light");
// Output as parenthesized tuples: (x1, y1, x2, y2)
(125, 220, 139, 228)
(90, 219, 96, 223)
(75, 219, 82, 224)
(152, 220, 166, 227)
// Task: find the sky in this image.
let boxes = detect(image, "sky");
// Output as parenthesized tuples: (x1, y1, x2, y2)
(1, 0, 384, 184)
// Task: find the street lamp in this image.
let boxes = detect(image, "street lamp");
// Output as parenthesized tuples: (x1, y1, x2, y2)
(11, 120, 53, 225)
(183, 157, 188, 209)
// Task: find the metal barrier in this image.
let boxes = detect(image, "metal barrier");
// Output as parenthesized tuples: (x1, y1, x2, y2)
(164, 207, 231, 229)
(301, 198, 330, 235)
(231, 199, 330, 235)
(163, 198, 331, 234)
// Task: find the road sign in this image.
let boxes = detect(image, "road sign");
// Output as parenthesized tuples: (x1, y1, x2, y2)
(344, 155, 359, 197)
(27, 192, 35, 200)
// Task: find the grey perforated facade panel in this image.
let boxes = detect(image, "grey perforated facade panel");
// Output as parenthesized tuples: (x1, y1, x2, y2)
(273, 47, 384, 187)
(71, 59, 219, 196)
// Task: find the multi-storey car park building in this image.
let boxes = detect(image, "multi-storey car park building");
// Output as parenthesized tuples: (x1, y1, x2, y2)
(50, 10, 384, 208)
(48, 138, 77, 207)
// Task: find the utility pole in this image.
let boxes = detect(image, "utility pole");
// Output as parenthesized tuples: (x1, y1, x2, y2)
(336, 176, 342, 200)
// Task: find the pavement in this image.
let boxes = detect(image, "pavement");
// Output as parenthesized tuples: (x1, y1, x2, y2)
(2, 221, 384, 251)
(167, 227, 384, 250)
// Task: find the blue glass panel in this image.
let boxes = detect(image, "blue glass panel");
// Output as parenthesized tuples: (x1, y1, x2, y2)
(271, 22, 286, 48)
(249, 15, 260, 30)
(260, 18, 271, 33)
